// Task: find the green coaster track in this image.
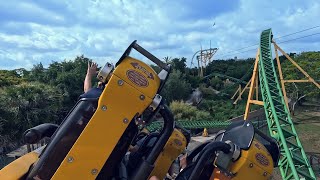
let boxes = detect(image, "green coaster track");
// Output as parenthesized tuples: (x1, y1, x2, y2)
(146, 120, 232, 132)
(146, 119, 266, 132)
(147, 29, 316, 179)
(259, 29, 315, 180)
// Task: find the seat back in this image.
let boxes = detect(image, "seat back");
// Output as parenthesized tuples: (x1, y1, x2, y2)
(26, 98, 98, 180)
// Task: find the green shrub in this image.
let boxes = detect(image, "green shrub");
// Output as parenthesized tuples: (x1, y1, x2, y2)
(160, 70, 192, 102)
(0, 82, 64, 146)
(169, 101, 211, 121)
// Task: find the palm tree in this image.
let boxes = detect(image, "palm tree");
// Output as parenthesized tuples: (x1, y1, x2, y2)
(163, 56, 172, 63)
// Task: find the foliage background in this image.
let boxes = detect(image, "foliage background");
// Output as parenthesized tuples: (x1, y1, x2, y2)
(0, 52, 319, 149)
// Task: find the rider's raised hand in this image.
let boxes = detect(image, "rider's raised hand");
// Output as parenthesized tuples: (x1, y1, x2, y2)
(87, 61, 98, 77)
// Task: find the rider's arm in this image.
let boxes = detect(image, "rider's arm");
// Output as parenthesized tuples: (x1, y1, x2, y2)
(84, 74, 92, 93)
(84, 62, 97, 93)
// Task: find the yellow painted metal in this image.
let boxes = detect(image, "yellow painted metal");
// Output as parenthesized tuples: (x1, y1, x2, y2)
(255, 74, 259, 100)
(227, 139, 273, 180)
(202, 128, 209, 137)
(274, 42, 320, 89)
(231, 85, 241, 100)
(209, 168, 230, 180)
(274, 45, 289, 109)
(0, 151, 39, 179)
(249, 100, 264, 106)
(233, 79, 251, 104)
(52, 57, 160, 179)
(244, 49, 260, 120)
(149, 129, 187, 179)
(114, 56, 161, 98)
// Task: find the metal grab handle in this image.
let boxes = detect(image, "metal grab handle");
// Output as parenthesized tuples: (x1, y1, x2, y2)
(132, 42, 170, 72)
(131, 103, 175, 180)
(188, 141, 231, 180)
(116, 40, 171, 73)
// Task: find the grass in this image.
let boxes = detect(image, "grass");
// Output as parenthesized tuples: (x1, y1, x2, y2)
(271, 106, 320, 179)
(293, 109, 320, 154)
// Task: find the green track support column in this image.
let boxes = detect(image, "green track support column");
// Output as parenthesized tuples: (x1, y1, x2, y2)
(258, 29, 315, 180)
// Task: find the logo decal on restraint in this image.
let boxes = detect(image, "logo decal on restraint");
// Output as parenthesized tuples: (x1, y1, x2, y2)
(174, 139, 183, 146)
(130, 62, 154, 80)
(126, 70, 149, 87)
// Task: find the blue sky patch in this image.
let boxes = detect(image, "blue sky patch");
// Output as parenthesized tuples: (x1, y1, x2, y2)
(0, 0, 319, 70)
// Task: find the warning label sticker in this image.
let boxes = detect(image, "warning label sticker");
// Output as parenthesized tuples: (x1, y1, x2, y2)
(126, 70, 149, 87)
(255, 153, 269, 166)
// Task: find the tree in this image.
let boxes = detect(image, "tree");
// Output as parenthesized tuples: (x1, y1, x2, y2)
(170, 101, 211, 121)
(171, 57, 187, 73)
(0, 82, 63, 146)
(198, 99, 249, 121)
(205, 59, 254, 80)
(186, 75, 202, 89)
(0, 70, 24, 87)
(27, 63, 47, 82)
(210, 77, 223, 90)
(163, 56, 172, 63)
(160, 70, 192, 102)
(281, 52, 320, 100)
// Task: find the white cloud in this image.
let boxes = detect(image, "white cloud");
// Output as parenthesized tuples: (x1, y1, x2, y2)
(0, 0, 319, 70)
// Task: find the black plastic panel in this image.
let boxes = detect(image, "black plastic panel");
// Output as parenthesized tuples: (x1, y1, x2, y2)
(216, 120, 254, 150)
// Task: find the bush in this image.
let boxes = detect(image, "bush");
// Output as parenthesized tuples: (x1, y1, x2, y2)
(186, 75, 202, 88)
(169, 101, 212, 121)
(0, 82, 64, 146)
(160, 70, 192, 102)
(210, 77, 223, 90)
(199, 86, 221, 99)
(198, 99, 248, 121)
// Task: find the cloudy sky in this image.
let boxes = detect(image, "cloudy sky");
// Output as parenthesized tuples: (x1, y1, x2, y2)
(1, 0, 320, 69)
